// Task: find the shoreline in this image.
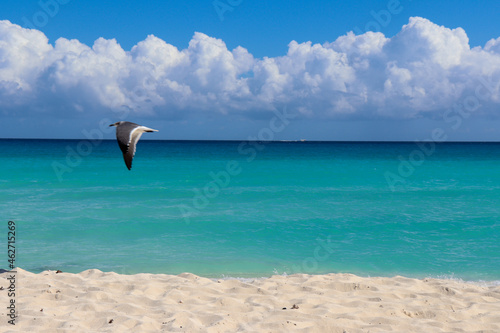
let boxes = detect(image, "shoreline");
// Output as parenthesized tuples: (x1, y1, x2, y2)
(2, 268, 500, 332)
(13, 267, 500, 287)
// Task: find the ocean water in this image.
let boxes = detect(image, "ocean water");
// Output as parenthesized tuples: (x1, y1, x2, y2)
(1, 139, 499, 282)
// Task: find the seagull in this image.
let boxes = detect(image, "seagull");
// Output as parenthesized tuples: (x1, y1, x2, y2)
(109, 121, 158, 170)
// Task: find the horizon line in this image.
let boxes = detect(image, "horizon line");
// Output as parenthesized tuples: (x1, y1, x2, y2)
(1, 138, 500, 144)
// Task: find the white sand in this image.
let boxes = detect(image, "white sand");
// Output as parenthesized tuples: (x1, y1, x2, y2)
(1, 268, 500, 332)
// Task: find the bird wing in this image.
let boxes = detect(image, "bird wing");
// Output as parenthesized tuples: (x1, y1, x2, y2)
(123, 126, 157, 170)
(115, 122, 139, 155)
(115, 122, 158, 170)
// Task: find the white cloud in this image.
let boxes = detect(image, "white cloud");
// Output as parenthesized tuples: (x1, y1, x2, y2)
(1, 17, 500, 121)
(0, 20, 52, 104)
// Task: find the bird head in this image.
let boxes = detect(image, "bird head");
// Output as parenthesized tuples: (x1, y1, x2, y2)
(109, 121, 124, 127)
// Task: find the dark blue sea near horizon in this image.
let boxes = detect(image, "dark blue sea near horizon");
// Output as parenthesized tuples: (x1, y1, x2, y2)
(1, 139, 499, 283)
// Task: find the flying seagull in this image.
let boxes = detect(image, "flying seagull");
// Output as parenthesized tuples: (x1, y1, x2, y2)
(109, 121, 158, 170)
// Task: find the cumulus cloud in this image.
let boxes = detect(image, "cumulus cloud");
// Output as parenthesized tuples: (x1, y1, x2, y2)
(1, 17, 500, 121)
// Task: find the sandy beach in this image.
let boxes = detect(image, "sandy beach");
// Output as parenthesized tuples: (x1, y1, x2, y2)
(1, 269, 499, 332)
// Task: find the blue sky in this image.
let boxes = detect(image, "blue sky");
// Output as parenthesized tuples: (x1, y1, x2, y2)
(1, 0, 500, 140)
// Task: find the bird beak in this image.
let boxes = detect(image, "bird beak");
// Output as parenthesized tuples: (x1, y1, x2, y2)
(109, 124, 115, 127)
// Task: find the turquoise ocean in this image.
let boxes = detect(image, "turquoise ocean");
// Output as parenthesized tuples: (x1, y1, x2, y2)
(1, 139, 499, 282)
